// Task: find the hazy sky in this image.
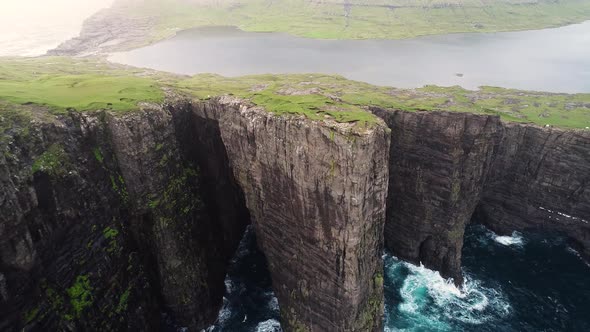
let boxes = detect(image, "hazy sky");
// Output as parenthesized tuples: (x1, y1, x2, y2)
(0, 0, 113, 22)
(0, 0, 114, 56)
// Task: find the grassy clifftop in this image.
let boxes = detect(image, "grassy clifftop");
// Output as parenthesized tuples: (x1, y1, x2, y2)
(0, 57, 164, 112)
(51, 0, 590, 55)
(1, 57, 589, 129)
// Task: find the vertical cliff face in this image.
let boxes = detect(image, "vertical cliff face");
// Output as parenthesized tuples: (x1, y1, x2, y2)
(1, 97, 390, 332)
(185, 97, 391, 331)
(104, 106, 249, 329)
(372, 107, 590, 283)
(371, 109, 502, 283)
(2, 95, 587, 331)
(0, 112, 161, 331)
(0, 102, 249, 331)
(475, 124, 590, 256)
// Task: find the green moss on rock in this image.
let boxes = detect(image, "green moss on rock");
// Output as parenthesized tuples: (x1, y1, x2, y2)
(93, 147, 104, 164)
(116, 287, 131, 314)
(67, 275, 93, 318)
(32, 144, 68, 177)
(23, 307, 39, 324)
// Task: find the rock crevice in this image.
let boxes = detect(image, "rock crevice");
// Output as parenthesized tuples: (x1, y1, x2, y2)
(184, 96, 390, 331)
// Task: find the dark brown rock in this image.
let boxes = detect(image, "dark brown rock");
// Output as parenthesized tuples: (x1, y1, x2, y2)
(371, 108, 502, 284)
(188, 97, 390, 331)
(0, 111, 161, 331)
(3, 95, 587, 332)
(1, 97, 390, 332)
(373, 107, 590, 284)
(104, 107, 248, 329)
(475, 123, 590, 256)
(0, 102, 249, 331)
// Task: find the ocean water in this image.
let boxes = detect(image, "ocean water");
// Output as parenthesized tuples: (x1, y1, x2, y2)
(0, 0, 112, 56)
(207, 224, 590, 331)
(205, 226, 282, 332)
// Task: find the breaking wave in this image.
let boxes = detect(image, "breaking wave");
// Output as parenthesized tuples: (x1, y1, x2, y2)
(204, 224, 590, 332)
(383, 254, 511, 332)
(255, 319, 282, 332)
(204, 226, 281, 332)
(490, 231, 524, 247)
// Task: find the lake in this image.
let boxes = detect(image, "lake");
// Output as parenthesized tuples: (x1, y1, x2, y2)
(110, 22, 590, 93)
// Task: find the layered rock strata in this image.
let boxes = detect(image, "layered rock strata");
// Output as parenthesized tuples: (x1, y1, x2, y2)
(185, 97, 390, 331)
(2, 95, 588, 331)
(475, 123, 590, 257)
(1, 97, 389, 332)
(0, 101, 249, 331)
(372, 107, 590, 283)
(370, 109, 502, 283)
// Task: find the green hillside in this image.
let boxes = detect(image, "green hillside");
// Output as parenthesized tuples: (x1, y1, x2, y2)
(123, 0, 590, 40)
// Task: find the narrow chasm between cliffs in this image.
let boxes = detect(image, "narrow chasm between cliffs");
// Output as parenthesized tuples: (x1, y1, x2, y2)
(0, 96, 391, 332)
(0, 98, 251, 331)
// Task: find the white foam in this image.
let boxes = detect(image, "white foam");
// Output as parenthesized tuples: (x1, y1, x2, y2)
(224, 278, 234, 293)
(214, 297, 231, 325)
(389, 257, 511, 327)
(493, 232, 524, 247)
(255, 318, 283, 332)
(266, 292, 280, 312)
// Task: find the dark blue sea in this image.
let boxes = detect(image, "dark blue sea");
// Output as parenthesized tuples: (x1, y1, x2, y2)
(205, 225, 590, 332)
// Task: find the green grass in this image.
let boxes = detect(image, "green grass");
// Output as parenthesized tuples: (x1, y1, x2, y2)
(250, 90, 378, 123)
(110, 0, 590, 44)
(175, 73, 385, 125)
(0, 57, 164, 113)
(1, 57, 589, 129)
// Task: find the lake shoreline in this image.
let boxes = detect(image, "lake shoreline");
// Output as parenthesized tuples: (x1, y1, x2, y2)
(54, 19, 590, 56)
(108, 22, 590, 94)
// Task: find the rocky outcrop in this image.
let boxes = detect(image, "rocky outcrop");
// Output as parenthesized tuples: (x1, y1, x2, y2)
(371, 109, 502, 283)
(0, 111, 161, 331)
(48, 6, 155, 56)
(372, 107, 590, 283)
(102, 107, 249, 329)
(183, 97, 391, 331)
